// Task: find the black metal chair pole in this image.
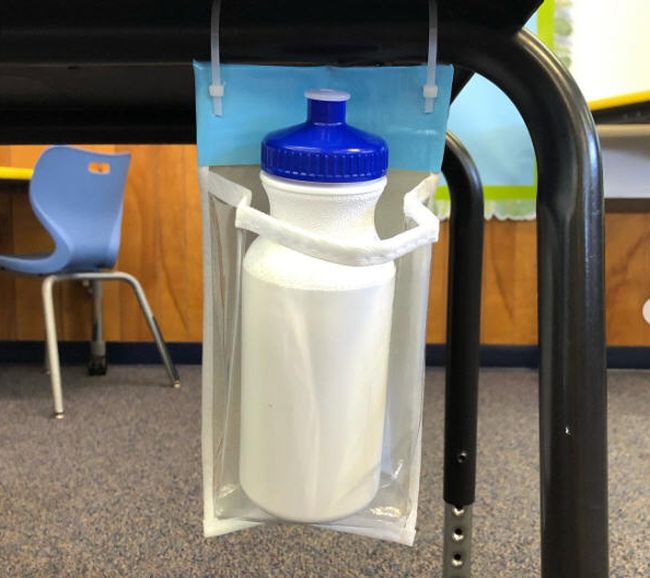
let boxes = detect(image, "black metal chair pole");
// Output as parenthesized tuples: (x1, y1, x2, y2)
(440, 132, 484, 577)
(440, 26, 608, 578)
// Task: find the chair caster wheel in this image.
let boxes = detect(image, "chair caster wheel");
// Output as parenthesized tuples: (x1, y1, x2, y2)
(88, 355, 107, 376)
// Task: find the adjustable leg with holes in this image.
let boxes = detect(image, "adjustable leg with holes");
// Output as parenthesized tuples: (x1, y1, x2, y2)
(41, 271, 181, 418)
(441, 27, 609, 578)
(440, 132, 483, 578)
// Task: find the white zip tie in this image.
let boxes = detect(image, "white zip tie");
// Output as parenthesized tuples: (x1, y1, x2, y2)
(423, 0, 438, 113)
(210, 0, 225, 116)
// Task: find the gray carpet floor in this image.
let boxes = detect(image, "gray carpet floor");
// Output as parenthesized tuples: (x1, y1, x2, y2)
(0, 365, 648, 577)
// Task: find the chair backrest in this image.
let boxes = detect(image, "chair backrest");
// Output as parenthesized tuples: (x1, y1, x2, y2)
(29, 146, 131, 271)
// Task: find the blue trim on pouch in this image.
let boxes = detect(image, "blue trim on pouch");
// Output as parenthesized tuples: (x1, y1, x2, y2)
(194, 63, 454, 173)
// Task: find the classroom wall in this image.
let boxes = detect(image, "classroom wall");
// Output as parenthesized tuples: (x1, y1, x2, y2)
(1, 145, 649, 346)
(570, 0, 650, 101)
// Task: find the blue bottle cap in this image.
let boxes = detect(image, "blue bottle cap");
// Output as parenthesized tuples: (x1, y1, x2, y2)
(261, 89, 388, 183)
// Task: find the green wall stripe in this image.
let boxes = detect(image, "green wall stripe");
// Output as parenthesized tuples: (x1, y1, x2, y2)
(537, 0, 556, 49)
(436, 185, 538, 201)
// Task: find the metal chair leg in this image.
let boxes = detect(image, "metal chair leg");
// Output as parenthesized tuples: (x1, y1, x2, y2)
(441, 131, 484, 578)
(43, 339, 51, 375)
(41, 275, 64, 419)
(38, 271, 180, 417)
(119, 273, 181, 388)
(42, 271, 181, 388)
(88, 279, 107, 375)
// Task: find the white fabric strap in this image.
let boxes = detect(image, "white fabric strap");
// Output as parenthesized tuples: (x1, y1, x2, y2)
(210, 0, 225, 115)
(233, 175, 440, 267)
(199, 167, 439, 267)
(423, 0, 439, 113)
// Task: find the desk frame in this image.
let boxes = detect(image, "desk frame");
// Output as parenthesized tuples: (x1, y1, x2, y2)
(441, 27, 608, 578)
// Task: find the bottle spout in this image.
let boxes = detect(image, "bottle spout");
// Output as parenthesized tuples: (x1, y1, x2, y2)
(305, 89, 350, 124)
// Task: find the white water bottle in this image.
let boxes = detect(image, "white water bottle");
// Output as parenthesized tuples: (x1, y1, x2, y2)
(240, 89, 395, 523)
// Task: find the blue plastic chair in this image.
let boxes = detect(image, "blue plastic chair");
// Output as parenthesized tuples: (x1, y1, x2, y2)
(0, 146, 181, 418)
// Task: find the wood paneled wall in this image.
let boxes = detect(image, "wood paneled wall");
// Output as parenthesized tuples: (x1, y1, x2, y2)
(1, 145, 649, 346)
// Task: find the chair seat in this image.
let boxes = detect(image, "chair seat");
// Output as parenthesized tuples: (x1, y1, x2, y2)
(0, 251, 100, 275)
(4, 147, 131, 278)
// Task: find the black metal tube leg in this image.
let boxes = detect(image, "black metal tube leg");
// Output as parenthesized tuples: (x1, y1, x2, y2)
(88, 280, 107, 375)
(441, 131, 484, 578)
(441, 27, 608, 578)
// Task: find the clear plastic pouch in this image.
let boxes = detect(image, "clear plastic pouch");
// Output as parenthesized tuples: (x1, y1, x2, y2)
(201, 166, 438, 544)
(194, 62, 453, 545)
